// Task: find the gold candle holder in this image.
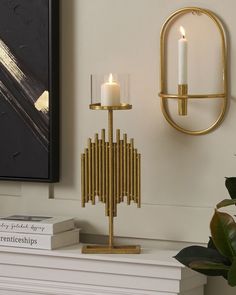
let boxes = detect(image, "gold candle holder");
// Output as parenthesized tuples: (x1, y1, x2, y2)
(81, 103, 141, 254)
(158, 7, 228, 135)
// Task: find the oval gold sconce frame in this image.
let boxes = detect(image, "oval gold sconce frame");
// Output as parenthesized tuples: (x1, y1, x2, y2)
(158, 7, 227, 135)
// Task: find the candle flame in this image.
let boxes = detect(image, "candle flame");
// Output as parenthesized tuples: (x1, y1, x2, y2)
(108, 73, 114, 83)
(180, 26, 186, 38)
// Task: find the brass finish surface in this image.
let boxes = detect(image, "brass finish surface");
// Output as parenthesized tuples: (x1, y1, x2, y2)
(113, 143, 117, 216)
(137, 154, 141, 208)
(81, 154, 85, 207)
(159, 93, 225, 99)
(134, 149, 137, 202)
(108, 110, 114, 247)
(85, 148, 89, 203)
(98, 139, 102, 200)
(120, 139, 124, 201)
(105, 142, 109, 216)
(123, 134, 127, 196)
(116, 130, 120, 203)
(159, 7, 228, 135)
(90, 103, 132, 111)
(127, 143, 130, 204)
(102, 129, 105, 203)
(91, 143, 95, 205)
(95, 134, 99, 198)
(88, 139, 92, 200)
(82, 245, 141, 254)
(178, 84, 188, 116)
(81, 134, 141, 206)
(130, 139, 134, 201)
(81, 108, 141, 254)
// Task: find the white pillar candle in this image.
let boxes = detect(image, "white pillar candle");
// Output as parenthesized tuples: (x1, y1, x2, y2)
(178, 26, 188, 85)
(101, 73, 121, 106)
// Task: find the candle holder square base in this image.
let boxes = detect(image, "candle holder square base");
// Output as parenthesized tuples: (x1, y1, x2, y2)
(82, 245, 141, 254)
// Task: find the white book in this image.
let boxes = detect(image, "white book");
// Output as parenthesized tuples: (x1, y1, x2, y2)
(0, 229, 80, 250)
(0, 215, 75, 235)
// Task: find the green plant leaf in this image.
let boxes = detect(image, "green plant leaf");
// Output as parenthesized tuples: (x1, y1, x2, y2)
(225, 177, 236, 199)
(217, 199, 236, 209)
(210, 211, 236, 260)
(190, 261, 230, 271)
(208, 237, 217, 250)
(228, 259, 236, 286)
(174, 246, 230, 277)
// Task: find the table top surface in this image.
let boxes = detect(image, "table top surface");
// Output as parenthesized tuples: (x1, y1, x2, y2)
(0, 244, 182, 267)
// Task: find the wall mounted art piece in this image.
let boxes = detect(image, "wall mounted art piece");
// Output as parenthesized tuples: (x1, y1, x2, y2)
(0, 0, 59, 182)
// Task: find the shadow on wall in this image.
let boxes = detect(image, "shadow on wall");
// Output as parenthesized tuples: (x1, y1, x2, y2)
(206, 277, 236, 295)
(58, 0, 77, 188)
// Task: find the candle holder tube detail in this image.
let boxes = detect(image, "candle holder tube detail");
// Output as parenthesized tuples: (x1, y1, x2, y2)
(158, 7, 228, 135)
(178, 84, 188, 116)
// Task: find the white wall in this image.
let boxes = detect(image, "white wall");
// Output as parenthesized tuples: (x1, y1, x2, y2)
(1, 0, 236, 294)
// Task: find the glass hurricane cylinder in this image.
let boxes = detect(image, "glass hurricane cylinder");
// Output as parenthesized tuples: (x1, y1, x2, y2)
(90, 73, 130, 107)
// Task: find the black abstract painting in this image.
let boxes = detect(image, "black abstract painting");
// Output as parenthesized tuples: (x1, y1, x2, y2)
(0, 0, 59, 182)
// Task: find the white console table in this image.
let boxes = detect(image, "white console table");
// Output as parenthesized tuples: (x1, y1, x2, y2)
(0, 245, 206, 295)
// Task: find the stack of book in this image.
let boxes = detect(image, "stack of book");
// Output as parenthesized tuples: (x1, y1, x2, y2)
(0, 215, 80, 250)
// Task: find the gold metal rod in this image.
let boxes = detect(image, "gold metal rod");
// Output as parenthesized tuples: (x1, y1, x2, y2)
(116, 130, 120, 203)
(81, 154, 85, 207)
(159, 92, 225, 99)
(130, 139, 134, 201)
(84, 149, 89, 203)
(123, 134, 127, 196)
(120, 139, 124, 202)
(108, 110, 114, 248)
(105, 142, 109, 216)
(88, 138, 92, 201)
(98, 139, 102, 201)
(127, 143, 130, 205)
(85, 148, 89, 202)
(113, 143, 117, 217)
(137, 153, 141, 208)
(134, 149, 137, 203)
(102, 129, 106, 203)
(91, 142, 95, 204)
(95, 134, 99, 197)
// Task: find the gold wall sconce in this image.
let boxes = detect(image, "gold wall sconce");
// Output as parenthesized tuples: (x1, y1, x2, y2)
(81, 74, 141, 254)
(158, 7, 227, 135)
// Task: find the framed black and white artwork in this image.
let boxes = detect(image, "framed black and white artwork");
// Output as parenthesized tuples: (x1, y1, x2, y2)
(0, 0, 59, 182)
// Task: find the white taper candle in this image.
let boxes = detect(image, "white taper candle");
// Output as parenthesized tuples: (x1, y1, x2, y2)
(178, 26, 188, 85)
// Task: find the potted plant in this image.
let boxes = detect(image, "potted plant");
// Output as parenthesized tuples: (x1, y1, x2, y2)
(175, 177, 236, 287)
